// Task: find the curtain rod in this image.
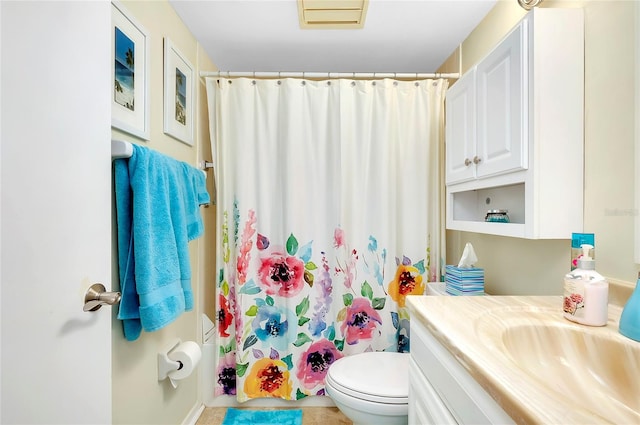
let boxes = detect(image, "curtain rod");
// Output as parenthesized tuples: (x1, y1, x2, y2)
(199, 71, 459, 80)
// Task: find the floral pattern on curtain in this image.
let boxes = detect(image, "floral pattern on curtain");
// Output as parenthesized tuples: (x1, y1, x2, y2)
(206, 78, 448, 402)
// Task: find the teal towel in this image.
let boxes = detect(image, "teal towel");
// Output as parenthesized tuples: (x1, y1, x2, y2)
(222, 409, 303, 425)
(114, 145, 209, 341)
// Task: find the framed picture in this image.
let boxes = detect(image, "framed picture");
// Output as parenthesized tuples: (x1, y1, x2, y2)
(163, 38, 194, 146)
(111, 0, 150, 140)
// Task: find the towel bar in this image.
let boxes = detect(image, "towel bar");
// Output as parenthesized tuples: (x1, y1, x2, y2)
(112, 139, 134, 159)
(111, 139, 212, 208)
(200, 160, 214, 170)
(111, 140, 211, 177)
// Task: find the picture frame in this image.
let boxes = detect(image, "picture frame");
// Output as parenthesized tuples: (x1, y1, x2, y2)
(111, 0, 150, 140)
(163, 38, 194, 146)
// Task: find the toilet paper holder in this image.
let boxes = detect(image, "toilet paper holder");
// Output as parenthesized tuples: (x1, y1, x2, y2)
(157, 339, 184, 382)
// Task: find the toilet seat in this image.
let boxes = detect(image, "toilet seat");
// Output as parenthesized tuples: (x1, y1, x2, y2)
(326, 352, 409, 404)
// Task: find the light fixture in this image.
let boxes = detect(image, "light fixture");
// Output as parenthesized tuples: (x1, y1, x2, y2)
(517, 0, 544, 10)
(297, 0, 369, 29)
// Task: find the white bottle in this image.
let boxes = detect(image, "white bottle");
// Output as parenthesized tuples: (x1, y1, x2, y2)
(563, 244, 608, 326)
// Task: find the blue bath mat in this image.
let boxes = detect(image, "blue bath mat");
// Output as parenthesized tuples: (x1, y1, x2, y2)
(221, 408, 303, 425)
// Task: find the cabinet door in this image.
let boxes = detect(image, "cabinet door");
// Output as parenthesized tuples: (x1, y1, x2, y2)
(445, 71, 476, 184)
(408, 358, 457, 425)
(476, 20, 527, 179)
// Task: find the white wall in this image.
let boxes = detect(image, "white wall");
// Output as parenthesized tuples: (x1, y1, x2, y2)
(110, 1, 217, 424)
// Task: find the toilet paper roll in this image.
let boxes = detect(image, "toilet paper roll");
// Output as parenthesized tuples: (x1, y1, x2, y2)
(167, 341, 202, 386)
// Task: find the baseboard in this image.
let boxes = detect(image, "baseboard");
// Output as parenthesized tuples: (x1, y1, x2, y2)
(204, 395, 336, 408)
(182, 403, 205, 425)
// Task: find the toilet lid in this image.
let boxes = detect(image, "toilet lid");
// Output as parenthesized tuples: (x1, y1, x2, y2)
(326, 352, 409, 403)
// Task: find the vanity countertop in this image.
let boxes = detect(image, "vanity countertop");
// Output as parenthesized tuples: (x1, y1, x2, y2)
(406, 295, 639, 424)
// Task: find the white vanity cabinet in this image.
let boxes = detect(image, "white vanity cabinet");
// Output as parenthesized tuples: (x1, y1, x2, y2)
(445, 9, 584, 239)
(408, 317, 515, 425)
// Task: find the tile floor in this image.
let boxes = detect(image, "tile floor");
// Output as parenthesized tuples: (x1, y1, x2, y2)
(196, 407, 353, 425)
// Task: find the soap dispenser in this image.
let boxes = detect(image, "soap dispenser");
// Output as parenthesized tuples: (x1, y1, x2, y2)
(619, 272, 640, 341)
(563, 244, 608, 326)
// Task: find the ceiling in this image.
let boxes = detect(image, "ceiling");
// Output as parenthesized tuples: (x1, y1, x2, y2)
(169, 0, 499, 74)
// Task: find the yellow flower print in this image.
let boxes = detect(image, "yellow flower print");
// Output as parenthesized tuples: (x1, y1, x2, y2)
(244, 358, 292, 399)
(388, 264, 424, 307)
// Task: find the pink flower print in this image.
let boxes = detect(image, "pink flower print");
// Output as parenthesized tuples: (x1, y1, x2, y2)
(257, 251, 305, 297)
(563, 293, 584, 315)
(333, 228, 358, 289)
(340, 298, 382, 345)
(296, 339, 343, 389)
(334, 228, 345, 248)
(342, 249, 358, 289)
(237, 210, 257, 285)
(234, 305, 244, 349)
(570, 293, 584, 304)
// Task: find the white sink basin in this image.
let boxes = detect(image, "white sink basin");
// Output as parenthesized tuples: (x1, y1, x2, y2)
(476, 307, 640, 423)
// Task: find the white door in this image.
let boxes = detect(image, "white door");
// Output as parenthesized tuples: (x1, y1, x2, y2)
(1, 2, 112, 424)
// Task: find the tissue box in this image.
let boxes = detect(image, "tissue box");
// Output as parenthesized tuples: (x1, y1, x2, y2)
(445, 265, 484, 296)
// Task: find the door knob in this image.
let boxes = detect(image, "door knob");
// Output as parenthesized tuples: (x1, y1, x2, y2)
(464, 158, 472, 166)
(473, 156, 482, 164)
(83, 283, 121, 312)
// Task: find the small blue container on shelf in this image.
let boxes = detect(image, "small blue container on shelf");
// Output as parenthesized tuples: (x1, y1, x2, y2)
(485, 209, 510, 223)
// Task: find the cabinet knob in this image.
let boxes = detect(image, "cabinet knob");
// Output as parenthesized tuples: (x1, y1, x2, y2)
(464, 158, 472, 166)
(473, 156, 482, 164)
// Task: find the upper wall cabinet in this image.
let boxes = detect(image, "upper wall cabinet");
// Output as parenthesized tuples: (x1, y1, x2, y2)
(446, 23, 525, 185)
(445, 69, 476, 184)
(445, 8, 584, 239)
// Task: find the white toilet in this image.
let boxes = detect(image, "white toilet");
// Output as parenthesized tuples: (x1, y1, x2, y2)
(325, 351, 409, 425)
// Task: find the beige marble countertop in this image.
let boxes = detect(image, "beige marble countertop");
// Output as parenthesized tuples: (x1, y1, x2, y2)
(406, 295, 640, 424)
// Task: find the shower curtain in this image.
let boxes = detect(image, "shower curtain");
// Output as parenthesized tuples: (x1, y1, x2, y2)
(205, 77, 447, 402)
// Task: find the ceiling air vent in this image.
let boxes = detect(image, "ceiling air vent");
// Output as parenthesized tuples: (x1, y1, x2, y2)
(297, 0, 369, 29)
